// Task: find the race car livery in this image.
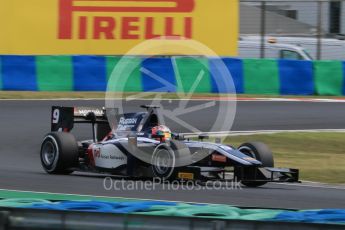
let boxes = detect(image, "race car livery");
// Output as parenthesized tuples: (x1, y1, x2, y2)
(40, 105, 299, 187)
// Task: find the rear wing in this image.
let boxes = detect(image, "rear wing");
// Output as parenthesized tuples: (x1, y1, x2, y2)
(51, 106, 108, 132)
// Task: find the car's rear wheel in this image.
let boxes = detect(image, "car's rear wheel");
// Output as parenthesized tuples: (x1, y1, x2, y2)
(40, 132, 79, 174)
(151, 140, 192, 181)
(236, 142, 274, 187)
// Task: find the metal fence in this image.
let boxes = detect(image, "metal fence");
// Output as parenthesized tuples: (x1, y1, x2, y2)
(240, 0, 345, 60)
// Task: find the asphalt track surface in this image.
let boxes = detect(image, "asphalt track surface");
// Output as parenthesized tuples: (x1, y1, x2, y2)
(0, 99, 345, 209)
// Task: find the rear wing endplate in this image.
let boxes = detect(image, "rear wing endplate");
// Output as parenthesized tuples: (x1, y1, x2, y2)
(51, 106, 108, 132)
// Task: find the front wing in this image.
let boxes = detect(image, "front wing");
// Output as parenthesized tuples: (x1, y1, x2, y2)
(175, 166, 300, 183)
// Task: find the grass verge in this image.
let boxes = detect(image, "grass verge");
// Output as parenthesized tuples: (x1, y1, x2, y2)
(223, 132, 345, 184)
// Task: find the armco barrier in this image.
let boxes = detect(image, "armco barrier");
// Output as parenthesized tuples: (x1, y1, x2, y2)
(1, 55, 345, 96)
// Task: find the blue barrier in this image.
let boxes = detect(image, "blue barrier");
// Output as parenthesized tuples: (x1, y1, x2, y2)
(1, 56, 37, 91)
(210, 58, 243, 94)
(141, 58, 177, 92)
(31, 201, 114, 212)
(273, 209, 345, 224)
(29, 200, 176, 213)
(0, 56, 2, 90)
(73, 56, 107, 91)
(278, 60, 314, 95)
(1, 55, 345, 96)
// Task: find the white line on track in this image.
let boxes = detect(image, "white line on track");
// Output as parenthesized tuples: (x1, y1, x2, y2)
(0, 188, 230, 206)
(182, 129, 345, 137)
(281, 182, 345, 190)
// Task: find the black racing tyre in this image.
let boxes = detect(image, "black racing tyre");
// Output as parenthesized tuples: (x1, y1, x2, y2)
(96, 123, 111, 141)
(40, 132, 79, 174)
(151, 141, 192, 181)
(236, 142, 274, 187)
(151, 144, 177, 181)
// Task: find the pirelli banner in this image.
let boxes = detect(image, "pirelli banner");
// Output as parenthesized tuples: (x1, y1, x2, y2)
(0, 0, 238, 56)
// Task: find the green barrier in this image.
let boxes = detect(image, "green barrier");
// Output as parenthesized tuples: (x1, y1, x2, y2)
(136, 204, 284, 221)
(2, 55, 345, 96)
(106, 56, 142, 92)
(243, 59, 280, 95)
(236, 209, 284, 220)
(135, 203, 199, 217)
(36, 56, 73, 91)
(135, 205, 181, 216)
(314, 61, 344, 96)
(173, 57, 211, 93)
(106, 56, 121, 82)
(171, 204, 241, 219)
(0, 198, 52, 208)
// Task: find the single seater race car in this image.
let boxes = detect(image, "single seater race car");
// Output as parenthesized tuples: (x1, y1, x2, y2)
(40, 105, 299, 187)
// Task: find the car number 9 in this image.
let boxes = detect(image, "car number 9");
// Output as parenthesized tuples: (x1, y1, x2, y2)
(52, 109, 60, 124)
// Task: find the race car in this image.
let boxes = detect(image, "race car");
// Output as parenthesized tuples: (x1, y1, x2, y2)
(40, 105, 299, 187)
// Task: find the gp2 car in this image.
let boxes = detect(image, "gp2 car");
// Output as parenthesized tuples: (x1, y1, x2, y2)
(40, 105, 299, 187)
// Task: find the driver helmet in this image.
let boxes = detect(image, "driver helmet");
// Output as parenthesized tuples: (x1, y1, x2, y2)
(151, 125, 172, 141)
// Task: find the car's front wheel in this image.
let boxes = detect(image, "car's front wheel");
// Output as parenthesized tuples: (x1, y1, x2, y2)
(235, 142, 274, 187)
(40, 132, 79, 174)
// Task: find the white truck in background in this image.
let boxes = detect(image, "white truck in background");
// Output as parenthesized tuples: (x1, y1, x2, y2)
(239, 40, 313, 60)
(241, 36, 345, 60)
